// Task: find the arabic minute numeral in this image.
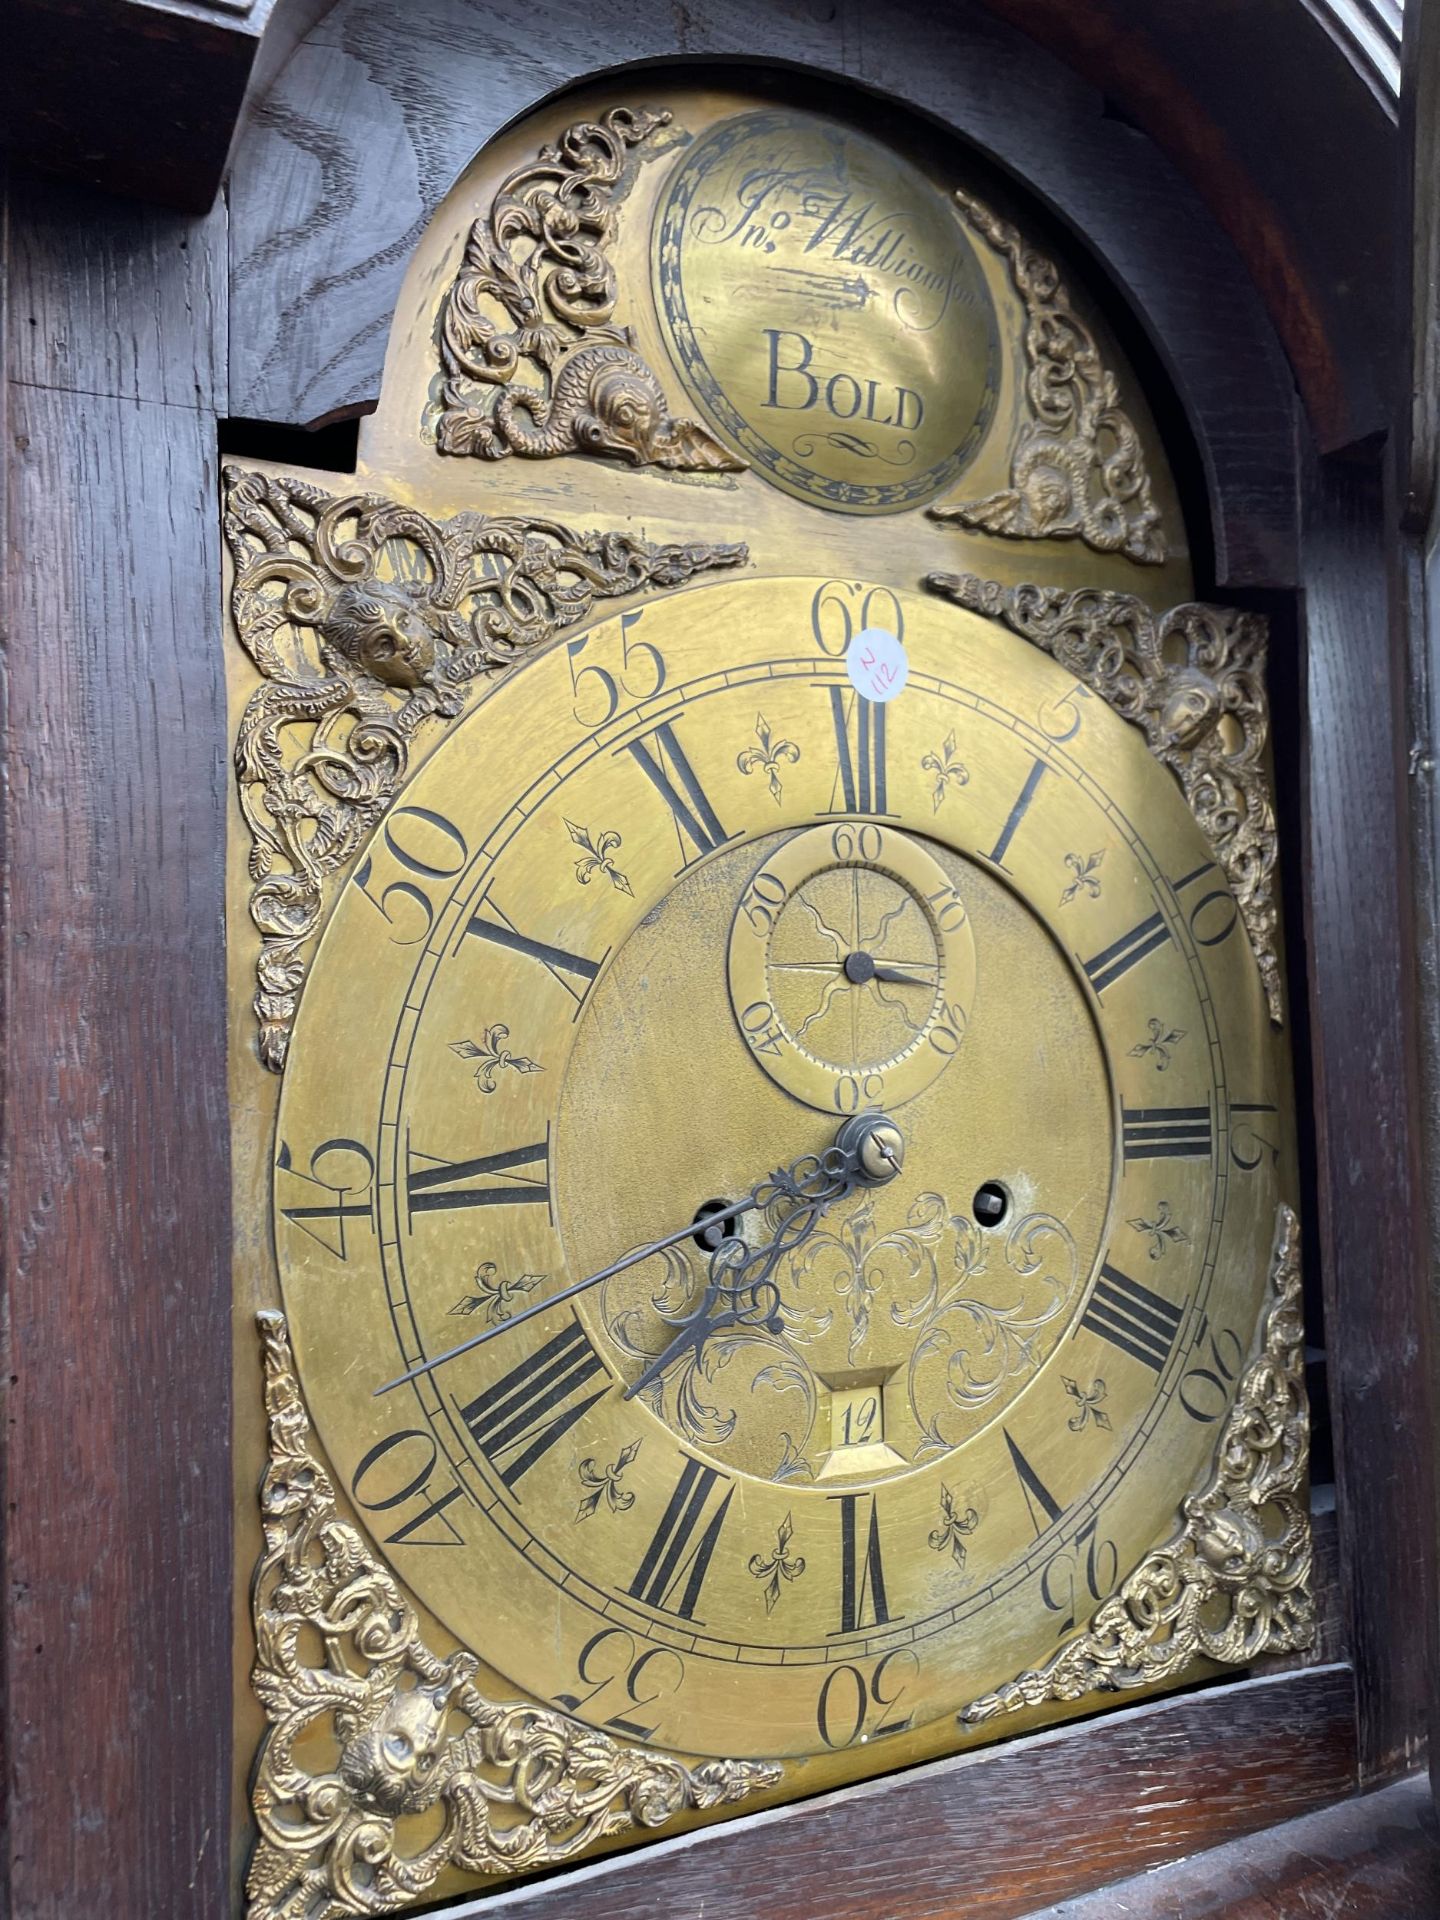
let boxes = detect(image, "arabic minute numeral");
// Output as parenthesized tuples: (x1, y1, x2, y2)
(276, 1137, 375, 1260)
(552, 1627, 685, 1741)
(739, 866, 789, 934)
(1230, 1102, 1281, 1171)
(350, 1428, 465, 1548)
(566, 609, 667, 727)
(1041, 1516, 1119, 1636)
(1178, 1312, 1245, 1423)
(740, 1000, 786, 1057)
(1173, 860, 1241, 947)
(353, 805, 469, 946)
(816, 1649, 919, 1748)
(809, 579, 904, 658)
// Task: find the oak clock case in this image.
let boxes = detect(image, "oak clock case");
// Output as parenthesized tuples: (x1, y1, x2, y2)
(226, 76, 1309, 1917)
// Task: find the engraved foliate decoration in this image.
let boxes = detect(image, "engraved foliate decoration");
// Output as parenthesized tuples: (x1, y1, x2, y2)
(224, 464, 745, 1069)
(932, 192, 1167, 565)
(435, 107, 741, 472)
(962, 1204, 1311, 1722)
(247, 1312, 779, 1920)
(927, 573, 1281, 1024)
(653, 107, 1001, 514)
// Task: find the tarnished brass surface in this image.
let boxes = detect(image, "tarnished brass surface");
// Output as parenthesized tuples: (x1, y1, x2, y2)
(267, 574, 1291, 1764)
(929, 573, 1281, 1022)
(247, 1311, 777, 1919)
(652, 107, 999, 513)
(962, 1203, 1310, 1720)
(225, 74, 1301, 1912)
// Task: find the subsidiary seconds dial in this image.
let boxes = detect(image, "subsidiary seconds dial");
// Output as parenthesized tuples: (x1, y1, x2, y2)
(727, 821, 978, 1112)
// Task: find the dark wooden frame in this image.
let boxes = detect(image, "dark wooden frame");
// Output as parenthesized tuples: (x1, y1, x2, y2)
(2, 2, 1431, 1914)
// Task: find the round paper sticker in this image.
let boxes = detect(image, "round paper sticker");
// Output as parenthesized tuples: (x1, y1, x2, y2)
(846, 626, 909, 703)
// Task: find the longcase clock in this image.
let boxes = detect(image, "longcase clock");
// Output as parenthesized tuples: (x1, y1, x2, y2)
(224, 75, 1311, 1917)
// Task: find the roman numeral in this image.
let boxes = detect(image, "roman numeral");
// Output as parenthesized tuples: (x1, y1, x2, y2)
(1004, 1429, 1063, 1538)
(456, 1320, 608, 1489)
(627, 1457, 734, 1621)
(985, 757, 1048, 867)
(830, 1491, 892, 1634)
(1081, 1262, 1185, 1372)
(623, 720, 735, 868)
(822, 685, 893, 815)
(463, 901, 602, 1014)
(406, 1139, 550, 1221)
(1122, 1104, 1213, 1161)
(1082, 908, 1174, 994)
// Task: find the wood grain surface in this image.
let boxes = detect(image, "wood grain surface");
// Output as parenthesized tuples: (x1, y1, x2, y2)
(1027, 1772, 1439, 1918)
(973, 0, 1399, 454)
(225, 0, 1300, 588)
(1, 167, 234, 1918)
(439, 1669, 1357, 1920)
(1301, 446, 1436, 1788)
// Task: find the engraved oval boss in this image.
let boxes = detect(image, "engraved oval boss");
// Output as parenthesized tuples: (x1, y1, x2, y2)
(653, 108, 1001, 513)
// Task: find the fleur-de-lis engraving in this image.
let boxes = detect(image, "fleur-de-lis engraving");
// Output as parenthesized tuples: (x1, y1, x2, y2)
(736, 712, 800, 805)
(921, 730, 970, 812)
(747, 1512, 806, 1613)
(1128, 1200, 1189, 1262)
(449, 1262, 547, 1322)
(575, 1439, 641, 1522)
(1059, 849, 1105, 906)
(1129, 1017, 1187, 1072)
(450, 1026, 544, 1093)
(1062, 1376, 1112, 1431)
(928, 1485, 980, 1570)
(565, 817, 633, 894)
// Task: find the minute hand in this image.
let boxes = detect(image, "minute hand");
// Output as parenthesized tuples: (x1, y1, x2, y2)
(373, 1198, 758, 1396)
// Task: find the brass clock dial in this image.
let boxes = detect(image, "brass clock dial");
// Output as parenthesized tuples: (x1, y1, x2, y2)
(273, 576, 1284, 1767)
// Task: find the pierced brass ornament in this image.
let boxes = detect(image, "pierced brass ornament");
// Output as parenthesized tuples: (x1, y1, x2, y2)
(926, 573, 1281, 1023)
(435, 106, 743, 472)
(931, 192, 1167, 565)
(962, 1203, 1310, 1723)
(223, 464, 745, 1069)
(246, 1310, 781, 1920)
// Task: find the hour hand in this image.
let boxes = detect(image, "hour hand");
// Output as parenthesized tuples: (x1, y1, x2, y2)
(623, 1112, 904, 1400)
(621, 1277, 751, 1404)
